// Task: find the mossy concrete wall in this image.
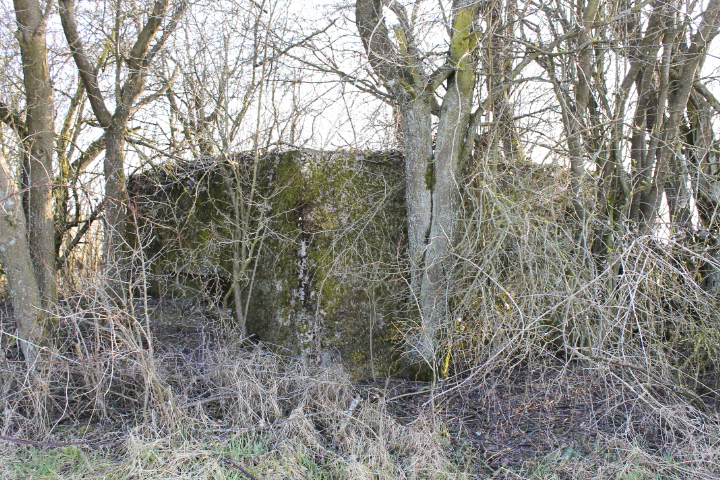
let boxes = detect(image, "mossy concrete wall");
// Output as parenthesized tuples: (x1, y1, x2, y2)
(129, 157, 237, 297)
(131, 149, 407, 376)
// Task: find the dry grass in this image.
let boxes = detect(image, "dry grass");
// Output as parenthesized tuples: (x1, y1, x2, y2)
(0, 286, 466, 479)
(3, 164, 720, 479)
(429, 162, 720, 479)
(2, 301, 719, 479)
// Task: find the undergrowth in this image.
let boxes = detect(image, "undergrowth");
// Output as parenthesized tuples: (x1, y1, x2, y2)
(2, 166, 720, 479)
(2, 306, 719, 479)
(0, 295, 464, 479)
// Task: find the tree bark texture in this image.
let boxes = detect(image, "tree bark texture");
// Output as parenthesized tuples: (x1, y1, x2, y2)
(418, 3, 477, 357)
(103, 125, 129, 299)
(401, 97, 432, 295)
(356, 0, 479, 361)
(13, 0, 56, 308)
(0, 153, 46, 362)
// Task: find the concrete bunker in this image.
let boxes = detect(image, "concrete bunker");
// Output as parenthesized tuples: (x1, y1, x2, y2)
(130, 149, 408, 376)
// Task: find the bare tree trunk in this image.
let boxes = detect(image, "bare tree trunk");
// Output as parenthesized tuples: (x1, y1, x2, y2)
(622, 1, 667, 228)
(401, 97, 432, 299)
(418, 16, 476, 358)
(103, 125, 129, 300)
(13, 0, 56, 308)
(0, 153, 46, 362)
(356, 0, 480, 364)
(226, 165, 248, 336)
(638, 0, 720, 229)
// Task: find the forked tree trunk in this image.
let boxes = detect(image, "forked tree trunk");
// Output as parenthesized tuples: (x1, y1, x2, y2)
(356, 0, 479, 363)
(417, 21, 476, 358)
(59, 0, 186, 301)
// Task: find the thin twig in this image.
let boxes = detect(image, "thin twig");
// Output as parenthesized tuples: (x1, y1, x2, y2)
(220, 457, 261, 480)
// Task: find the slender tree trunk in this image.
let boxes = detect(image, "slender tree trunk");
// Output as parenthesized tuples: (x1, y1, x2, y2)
(415, 4, 477, 360)
(418, 77, 474, 358)
(638, 0, 720, 229)
(225, 164, 248, 336)
(485, 0, 519, 164)
(59, 0, 186, 301)
(14, 0, 56, 308)
(401, 97, 433, 297)
(103, 125, 129, 300)
(356, 0, 479, 364)
(0, 153, 46, 362)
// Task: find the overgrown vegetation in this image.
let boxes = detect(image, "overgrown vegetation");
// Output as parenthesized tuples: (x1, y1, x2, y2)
(1, 292, 464, 479)
(3, 0, 720, 478)
(3, 158, 720, 478)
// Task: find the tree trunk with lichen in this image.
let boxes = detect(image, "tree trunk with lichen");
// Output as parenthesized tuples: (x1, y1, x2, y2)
(0, 0, 58, 360)
(14, 0, 57, 308)
(356, 0, 479, 364)
(0, 153, 46, 362)
(401, 97, 432, 310)
(418, 26, 476, 358)
(102, 125, 130, 301)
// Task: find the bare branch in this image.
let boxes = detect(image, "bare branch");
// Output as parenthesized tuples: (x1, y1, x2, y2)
(58, 0, 112, 128)
(256, 18, 337, 68)
(694, 81, 720, 114)
(68, 134, 106, 179)
(0, 102, 26, 137)
(57, 199, 105, 268)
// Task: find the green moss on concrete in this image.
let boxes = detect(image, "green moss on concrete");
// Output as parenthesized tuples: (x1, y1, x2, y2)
(132, 150, 407, 377)
(245, 150, 407, 376)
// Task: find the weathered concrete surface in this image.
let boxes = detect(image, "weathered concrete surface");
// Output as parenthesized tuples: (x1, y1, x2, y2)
(130, 149, 407, 376)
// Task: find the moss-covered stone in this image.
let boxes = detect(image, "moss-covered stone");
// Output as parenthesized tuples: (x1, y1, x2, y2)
(130, 150, 407, 376)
